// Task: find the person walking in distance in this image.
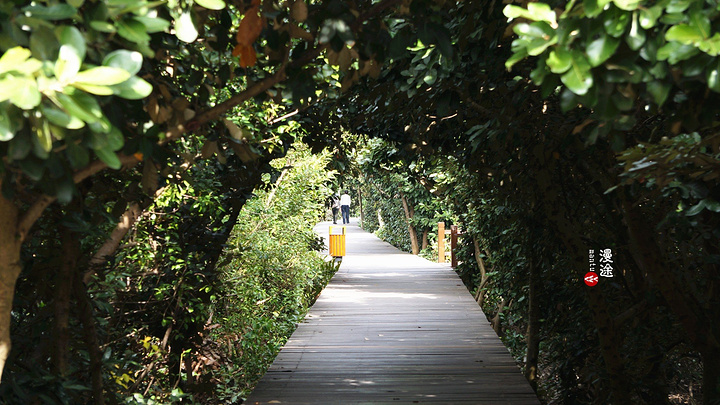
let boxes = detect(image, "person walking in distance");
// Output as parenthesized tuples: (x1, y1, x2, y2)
(331, 194, 340, 224)
(340, 190, 351, 224)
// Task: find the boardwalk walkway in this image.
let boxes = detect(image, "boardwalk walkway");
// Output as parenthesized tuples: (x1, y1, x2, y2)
(244, 221, 540, 404)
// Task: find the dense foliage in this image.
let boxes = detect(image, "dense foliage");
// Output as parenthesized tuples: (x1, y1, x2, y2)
(3, 0, 720, 404)
(301, 0, 720, 404)
(210, 145, 337, 402)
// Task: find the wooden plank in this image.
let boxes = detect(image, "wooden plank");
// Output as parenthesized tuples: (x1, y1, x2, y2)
(244, 222, 540, 404)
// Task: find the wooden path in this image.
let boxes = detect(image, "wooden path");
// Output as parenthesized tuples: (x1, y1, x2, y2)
(244, 221, 540, 404)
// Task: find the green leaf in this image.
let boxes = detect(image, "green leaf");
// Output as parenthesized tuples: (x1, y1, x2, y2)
(657, 42, 699, 64)
(41, 105, 85, 129)
(505, 47, 529, 70)
(685, 200, 706, 216)
(503, 3, 556, 25)
(627, 13, 646, 50)
(55, 176, 75, 204)
(587, 0, 613, 17)
(22, 4, 77, 20)
(423, 69, 437, 85)
(646, 80, 671, 105)
(106, 126, 124, 151)
(133, 16, 170, 33)
(55, 90, 103, 124)
(604, 9, 630, 37)
(30, 28, 60, 60)
(0, 47, 31, 74)
(110, 76, 153, 99)
(561, 52, 594, 95)
(175, 12, 198, 43)
(72, 82, 114, 96)
(117, 18, 151, 44)
(103, 50, 143, 75)
(74, 66, 131, 86)
(195, 0, 226, 10)
(666, 25, 703, 44)
(689, 9, 711, 39)
(95, 147, 121, 169)
(708, 62, 720, 93)
(8, 132, 32, 160)
(2, 77, 42, 110)
(547, 48, 572, 73)
(89, 117, 112, 134)
(65, 140, 89, 169)
(68, 0, 85, 7)
(512, 22, 557, 56)
(0, 108, 13, 141)
(56, 26, 86, 61)
(639, 6, 662, 29)
(55, 44, 82, 82)
(705, 199, 720, 212)
(586, 34, 620, 66)
(698, 33, 720, 56)
(612, 0, 640, 11)
(89, 21, 117, 33)
(35, 120, 53, 153)
(530, 57, 548, 84)
(666, 0, 691, 13)
(19, 158, 45, 180)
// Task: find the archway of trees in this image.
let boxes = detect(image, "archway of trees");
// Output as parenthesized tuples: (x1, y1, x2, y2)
(1, 0, 719, 403)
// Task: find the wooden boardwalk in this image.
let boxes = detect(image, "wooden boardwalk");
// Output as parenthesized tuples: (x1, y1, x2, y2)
(244, 221, 540, 404)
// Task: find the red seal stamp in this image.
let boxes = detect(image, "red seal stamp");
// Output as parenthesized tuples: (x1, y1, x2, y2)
(584, 272, 598, 287)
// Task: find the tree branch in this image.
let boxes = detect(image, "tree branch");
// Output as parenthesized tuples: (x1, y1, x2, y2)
(17, 155, 139, 243)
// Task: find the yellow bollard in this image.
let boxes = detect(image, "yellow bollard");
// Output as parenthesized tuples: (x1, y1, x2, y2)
(329, 226, 346, 257)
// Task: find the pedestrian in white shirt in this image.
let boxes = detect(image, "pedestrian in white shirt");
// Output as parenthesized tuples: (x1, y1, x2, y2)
(340, 191, 351, 224)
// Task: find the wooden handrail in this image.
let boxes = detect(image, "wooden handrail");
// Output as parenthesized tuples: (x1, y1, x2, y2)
(438, 222, 463, 267)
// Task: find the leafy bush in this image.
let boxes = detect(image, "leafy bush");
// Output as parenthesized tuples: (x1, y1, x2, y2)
(209, 144, 339, 402)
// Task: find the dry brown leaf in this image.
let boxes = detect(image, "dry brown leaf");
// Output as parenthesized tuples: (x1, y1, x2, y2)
(289, 23, 314, 41)
(201, 140, 218, 159)
(238, 44, 257, 68)
(290, 0, 308, 22)
(236, 7, 263, 47)
(338, 47, 352, 71)
(147, 95, 160, 122)
(224, 119, 245, 141)
(141, 159, 159, 195)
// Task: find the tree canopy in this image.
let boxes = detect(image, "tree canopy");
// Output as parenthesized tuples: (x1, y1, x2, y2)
(2, 0, 720, 403)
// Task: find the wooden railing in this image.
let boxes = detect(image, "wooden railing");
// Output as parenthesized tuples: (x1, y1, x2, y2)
(437, 222, 462, 268)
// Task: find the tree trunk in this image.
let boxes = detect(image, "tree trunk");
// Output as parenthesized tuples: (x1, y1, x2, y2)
(491, 298, 508, 338)
(472, 236, 490, 307)
(525, 252, 540, 391)
(421, 229, 429, 251)
(399, 192, 420, 255)
(74, 275, 106, 405)
(53, 223, 79, 376)
(0, 188, 21, 382)
(84, 201, 144, 283)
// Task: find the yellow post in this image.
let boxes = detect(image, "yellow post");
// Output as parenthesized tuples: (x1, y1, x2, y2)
(438, 222, 445, 263)
(329, 226, 346, 257)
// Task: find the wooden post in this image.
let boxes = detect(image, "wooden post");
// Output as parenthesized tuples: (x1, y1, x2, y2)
(450, 225, 458, 268)
(438, 222, 445, 263)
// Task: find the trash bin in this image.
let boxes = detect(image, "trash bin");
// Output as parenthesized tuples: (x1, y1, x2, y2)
(328, 226, 346, 257)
